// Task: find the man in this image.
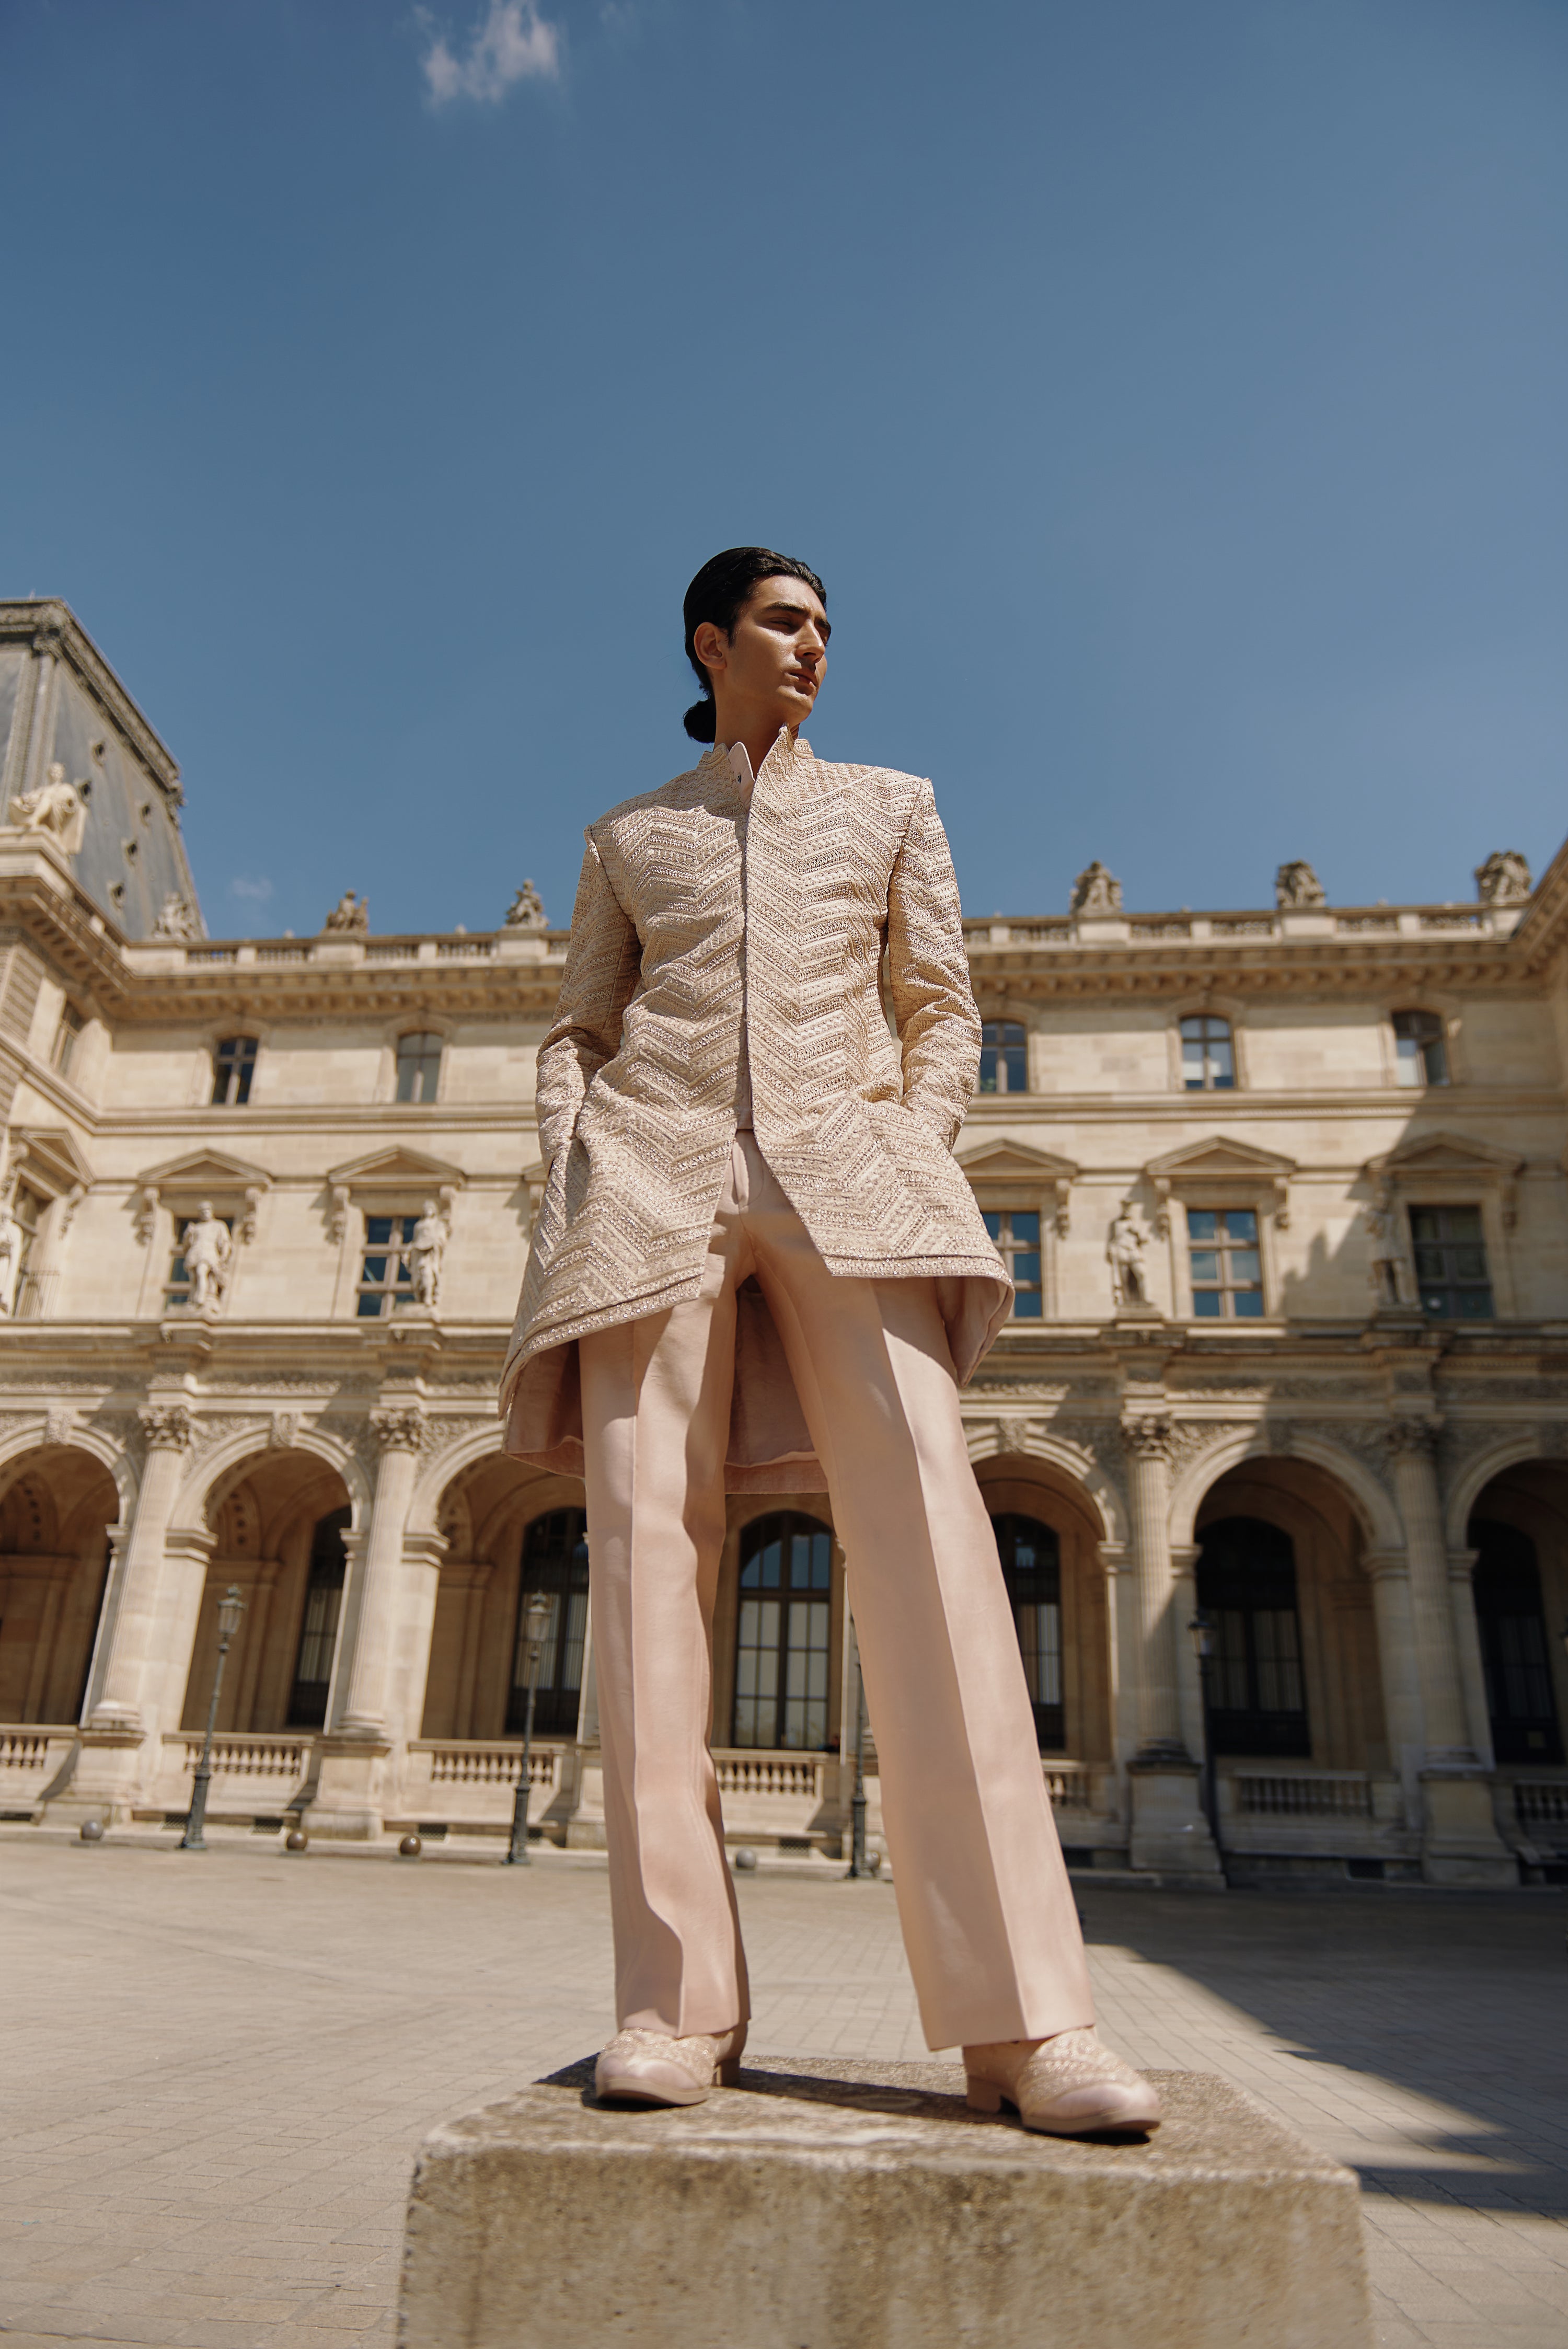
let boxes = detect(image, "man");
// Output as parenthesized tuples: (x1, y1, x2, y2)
(501, 548, 1158, 2136)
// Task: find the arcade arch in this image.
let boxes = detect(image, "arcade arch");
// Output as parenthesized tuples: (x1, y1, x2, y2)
(178, 1448, 354, 1735)
(0, 1445, 119, 1725)
(1464, 1459, 1568, 1773)
(420, 1452, 588, 1741)
(974, 1454, 1114, 1764)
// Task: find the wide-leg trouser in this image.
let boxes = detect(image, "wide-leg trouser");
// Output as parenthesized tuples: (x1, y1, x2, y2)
(579, 1133, 1096, 2053)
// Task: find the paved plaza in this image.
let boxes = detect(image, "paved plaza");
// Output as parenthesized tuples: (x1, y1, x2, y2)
(1, 1839, 1564, 2349)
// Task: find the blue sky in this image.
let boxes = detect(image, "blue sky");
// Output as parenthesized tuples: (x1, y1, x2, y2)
(2, 0, 1565, 936)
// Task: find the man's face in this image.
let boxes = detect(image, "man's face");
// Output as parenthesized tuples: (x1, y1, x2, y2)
(694, 577, 830, 732)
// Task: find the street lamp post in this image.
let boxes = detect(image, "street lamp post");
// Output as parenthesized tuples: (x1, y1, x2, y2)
(846, 1625, 869, 1879)
(1187, 1608, 1221, 1863)
(181, 1584, 245, 1852)
(506, 1591, 552, 1867)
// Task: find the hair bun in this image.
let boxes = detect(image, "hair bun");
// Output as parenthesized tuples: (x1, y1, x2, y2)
(683, 697, 717, 743)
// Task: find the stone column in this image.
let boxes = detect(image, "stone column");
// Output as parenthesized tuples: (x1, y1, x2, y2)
(48, 1404, 192, 1824)
(308, 1406, 423, 1840)
(1448, 1547, 1496, 1771)
(1385, 1422, 1512, 1884)
(1364, 1552, 1425, 1816)
(1122, 1419, 1220, 1879)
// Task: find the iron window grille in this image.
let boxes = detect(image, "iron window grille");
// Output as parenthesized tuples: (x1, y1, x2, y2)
(211, 1036, 258, 1106)
(1195, 1516, 1310, 1757)
(732, 1513, 833, 1751)
(356, 1214, 418, 1317)
(1409, 1204, 1492, 1319)
(991, 1513, 1063, 1749)
(1187, 1207, 1263, 1318)
(287, 1507, 349, 1728)
(166, 1212, 234, 1310)
(978, 1020, 1028, 1094)
(506, 1509, 590, 1737)
(983, 1208, 1043, 1319)
(1180, 1014, 1235, 1091)
(396, 1033, 443, 1104)
(1392, 1009, 1448, 1088)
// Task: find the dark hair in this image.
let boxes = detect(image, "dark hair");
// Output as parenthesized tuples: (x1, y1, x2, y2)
(682, 546, 827, 742)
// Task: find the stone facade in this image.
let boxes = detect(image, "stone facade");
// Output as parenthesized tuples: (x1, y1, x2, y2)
(1, 603, 1566, 1888)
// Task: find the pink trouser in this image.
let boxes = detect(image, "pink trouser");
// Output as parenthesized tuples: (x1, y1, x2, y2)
(579, 1133, 1095, 2053)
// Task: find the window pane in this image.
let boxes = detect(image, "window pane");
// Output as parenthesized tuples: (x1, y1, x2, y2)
(983, 1210, 1001, 1242)
(1011, 1211, 1040, 1244)
(1208, 1037, 1235, 1088)
(1232, 1289, 1265, 1317)
(1013, 1289, 1043, 1319)
(1181, 1036, 1207, 1090)
(1193, 1291, 1223, 1317)
(1190, 1251, 1219, 1282)
(1230, 1249, 1262, 1284)
(356, 1292, 384, 1318)
(1456, 1287, 1494, 1319)
(1422, 1038, 1449, 1085)
(978, 1048, 998, 1093)
(1448, 1207, 1483, 1239)
(1012, 1250, 1041, 1287)
(1225, 1210, 1258, 1241)
(1002, 1046, 1028, 1092)
(1187, 1210, 1217, 1240)
(1394, 1037, 1422, 1086)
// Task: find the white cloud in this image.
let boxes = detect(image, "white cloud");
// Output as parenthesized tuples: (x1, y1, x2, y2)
(228, 876, 273, 903)
(423, 1, 561, 104)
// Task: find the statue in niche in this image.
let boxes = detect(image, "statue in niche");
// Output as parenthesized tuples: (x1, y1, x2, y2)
(0, 1194, 21, 1316)
(1070, 860, 1122, 916)
(322, 890, 370, 935)
(182, 1201, 232, 1311)
(1108, 1201, 1149, 1307)
(1474, 850, 1532, 907)
(408, 1197, 448, 1306)
(1365, 1202, 1413, 1309)
(504, 879, 548, 931)
(10, 762, 87, 857)
(152, 893, 198, 940)
(1275, 860, 1325, 909)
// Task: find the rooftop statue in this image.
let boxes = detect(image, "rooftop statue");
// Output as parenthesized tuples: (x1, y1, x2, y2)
(1475, 850, 1532, 907)
(504, 879, 548, 931)
(1275, 860, 1325, 909)
(152, 893, 198, 941)
(10, 761, 87, 857)
(322, 890, 370, 935)
(1070, 860, 1122, 916)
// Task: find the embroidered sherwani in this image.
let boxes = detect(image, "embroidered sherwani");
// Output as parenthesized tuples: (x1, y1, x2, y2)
(500, 731, 1010, 1484)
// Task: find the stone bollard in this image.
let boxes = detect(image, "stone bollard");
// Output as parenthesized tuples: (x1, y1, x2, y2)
(398, 2055, 1372, 2349)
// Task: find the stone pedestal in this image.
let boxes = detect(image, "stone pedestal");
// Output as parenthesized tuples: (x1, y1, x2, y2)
(1421, 1769, 1516, 1886)
(303, 1731, 391, 1840)
(39, 1726, 145, 1827)
(1127, 1759, 1225, 1880)
(398, 2056, 1371, 2349)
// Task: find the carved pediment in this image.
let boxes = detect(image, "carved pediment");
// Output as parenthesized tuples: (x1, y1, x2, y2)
(134, 1147, 273, 1196)
(1367, 1130, 1523, 1184)
(326, 1146, 467, 1194)
(13, 1125, 94, 1199)
(957, 1138, 1080, 1184)
(1145, 1136, 1297, 1182)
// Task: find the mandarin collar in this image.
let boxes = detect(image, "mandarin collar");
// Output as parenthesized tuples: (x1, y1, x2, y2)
(709, 729, 811, 792)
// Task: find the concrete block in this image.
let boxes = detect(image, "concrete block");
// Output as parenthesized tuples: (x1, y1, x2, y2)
(397, 2056, 1373, 2348)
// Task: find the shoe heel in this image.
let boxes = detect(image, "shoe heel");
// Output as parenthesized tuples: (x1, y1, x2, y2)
(716, 2057, 741, 2087)
(965, 2075, 1004, 2113)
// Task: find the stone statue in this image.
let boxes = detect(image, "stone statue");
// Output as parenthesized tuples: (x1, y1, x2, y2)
(1365, 1203, 1412, 1309)
(1474, 850, 1532, 907)
(504, 879, 548, 931)
(408, 1199, 448, 1306)
(152, 893, 198, 940)
(0, 1195, 21, 1317)
(1070, 861, 1122, 916)
(1108, 1202, 1149, 1307)
(9, 761, 87, 857)
(182, 1202, 232, 1311)
(1275, 860, 1325, 909)
(322, 890, 370, 935)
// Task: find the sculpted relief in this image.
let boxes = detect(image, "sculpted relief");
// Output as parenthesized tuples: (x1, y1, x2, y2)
(10, 761, 88, 857)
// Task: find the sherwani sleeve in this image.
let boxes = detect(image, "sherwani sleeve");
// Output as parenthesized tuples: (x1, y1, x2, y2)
(534, 834, 640, 1170)
(885, 777, 981, 1149)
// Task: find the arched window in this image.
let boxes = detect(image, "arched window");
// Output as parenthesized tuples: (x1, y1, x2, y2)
(1194, 1517, 1310, 1757)
(507, 1509, 590, 1736)
(396, 1032, 443, 1104)
(1179, 1015, 1233, 1092)
(287, 1506, 349, 1728)
(979, 1021, 1028, 1095)
(1392, 1009, 1448, 1088)
(732, 1513, 832, 1750)
(991, 1513, 1063, 1749)
(1470, 1521, 1563, 1765)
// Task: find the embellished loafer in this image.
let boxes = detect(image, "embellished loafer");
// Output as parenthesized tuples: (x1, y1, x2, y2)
(594, 2024, 747, 2108)
(963, 2028, 1162, 2137)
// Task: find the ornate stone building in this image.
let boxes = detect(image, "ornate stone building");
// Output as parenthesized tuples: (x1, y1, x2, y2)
(2, 598, 1566, 1886)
